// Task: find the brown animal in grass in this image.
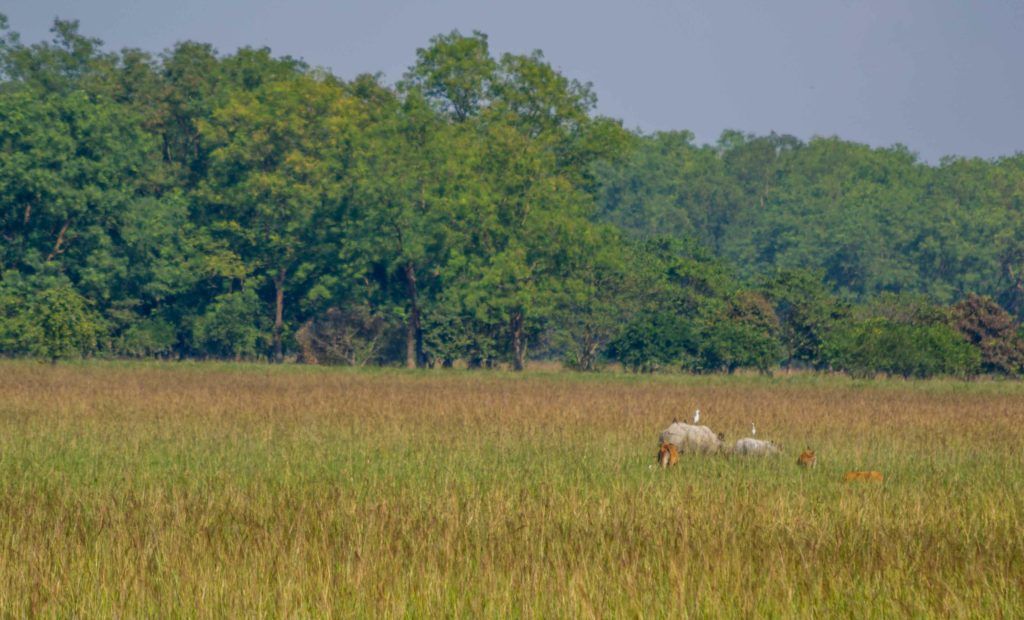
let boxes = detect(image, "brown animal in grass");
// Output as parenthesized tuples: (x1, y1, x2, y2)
(843, 470, 883, 482)
(657, 442, 679, 468)
(797, 449, 817, 468)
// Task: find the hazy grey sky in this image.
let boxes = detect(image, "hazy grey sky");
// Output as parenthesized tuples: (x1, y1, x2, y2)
(4, 0, 1023, 162)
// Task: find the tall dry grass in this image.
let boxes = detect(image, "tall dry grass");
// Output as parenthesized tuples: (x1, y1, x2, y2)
(0, 361, 1022, 616)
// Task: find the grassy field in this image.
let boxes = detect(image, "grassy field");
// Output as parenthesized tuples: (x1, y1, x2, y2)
(0, 361, 1022, 617)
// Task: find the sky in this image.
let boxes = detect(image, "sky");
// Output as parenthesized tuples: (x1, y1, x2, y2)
(3, 0, 1023, 163)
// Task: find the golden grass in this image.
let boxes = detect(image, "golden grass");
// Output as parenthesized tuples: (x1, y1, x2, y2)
(0, 361, 1022, 617)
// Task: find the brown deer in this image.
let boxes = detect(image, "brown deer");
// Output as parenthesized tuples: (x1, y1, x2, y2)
(843, 471, 883, 482)
(797, 449, 817, 468)
(657, 442, 679, 468)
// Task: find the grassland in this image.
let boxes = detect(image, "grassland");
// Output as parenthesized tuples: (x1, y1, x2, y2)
(0, 361, 1022, 617)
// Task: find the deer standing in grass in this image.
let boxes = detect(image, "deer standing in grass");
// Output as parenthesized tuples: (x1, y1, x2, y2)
(797, 449, 817, 468)
(657, 442, 679, 468)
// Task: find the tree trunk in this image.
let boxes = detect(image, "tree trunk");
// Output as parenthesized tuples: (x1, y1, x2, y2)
(510, 310, 526, 371)
(577, 327, 600, 371)
(582, 341, 600, 372)
(1005, 264, 1024, 316)
(405, 316, 418, 369)
(46, 220, 71, 262)
(403, 262, 422, 369)
(273, 267, 286, 363)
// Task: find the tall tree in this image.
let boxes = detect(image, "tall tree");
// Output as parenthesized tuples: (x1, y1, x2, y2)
(199, 73, 359, 361)
(401, 30, 495, 122)
(352, 90, 457, 368)
(0, 19, 155, 290)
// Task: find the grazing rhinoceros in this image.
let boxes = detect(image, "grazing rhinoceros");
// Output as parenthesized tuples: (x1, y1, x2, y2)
(658, 421, 725, 454)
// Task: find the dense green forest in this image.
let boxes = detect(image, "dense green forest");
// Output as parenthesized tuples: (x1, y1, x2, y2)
(2, 17, 1023, 376)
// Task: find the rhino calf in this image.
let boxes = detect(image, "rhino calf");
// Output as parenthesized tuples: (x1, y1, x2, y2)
(733, 437, 781, 456)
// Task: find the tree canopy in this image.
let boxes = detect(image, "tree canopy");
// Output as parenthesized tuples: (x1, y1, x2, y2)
(2, 17, 1023, 378)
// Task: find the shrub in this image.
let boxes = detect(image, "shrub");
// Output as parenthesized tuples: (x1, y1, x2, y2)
(0, 284, 105, 362)
(950, 293, 1024, 376)
(694, 319, 782, 374)
(825, 318, 980, 379)
(117, 318, 178, 358)
(607, 313, 694, 372)
(295, 304, 392, 366)
(759, 268, 848, 369)
(191, 290, 264, 360)
(693, 291, 783, 374)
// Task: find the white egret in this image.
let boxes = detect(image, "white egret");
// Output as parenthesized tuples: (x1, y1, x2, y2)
(693, 409, 701, 424)
(751, 422, 757, 436)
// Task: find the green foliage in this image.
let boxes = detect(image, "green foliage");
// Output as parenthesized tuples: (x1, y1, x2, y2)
(190, 289, 264, 360)
(691, 320, 779, 374)
(596, 133, 1024, 315)
(401, 30, 495, 121)
(420, 304, 472, 368)
(198, 70, 360, 361)
(593, 131, 740, 249)
(1, 15, 1023, 378)
(6, 283, 104, 361)
(607, 301, 782, 376)
(695, 291, 783, 374)
(607, 312, 693, 373)
(759, 269, 848, 368)
(550, 229, 640, 371)
(117, 318, 177, 358)
(825, 319, 980, 379)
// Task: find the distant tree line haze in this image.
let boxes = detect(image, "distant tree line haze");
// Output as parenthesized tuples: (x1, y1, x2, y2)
(2, 18, 1023, 376)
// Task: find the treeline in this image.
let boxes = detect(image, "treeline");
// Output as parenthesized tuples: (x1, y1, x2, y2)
(1, 18, 1023, 377)
(595, 131, 1024, 308)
